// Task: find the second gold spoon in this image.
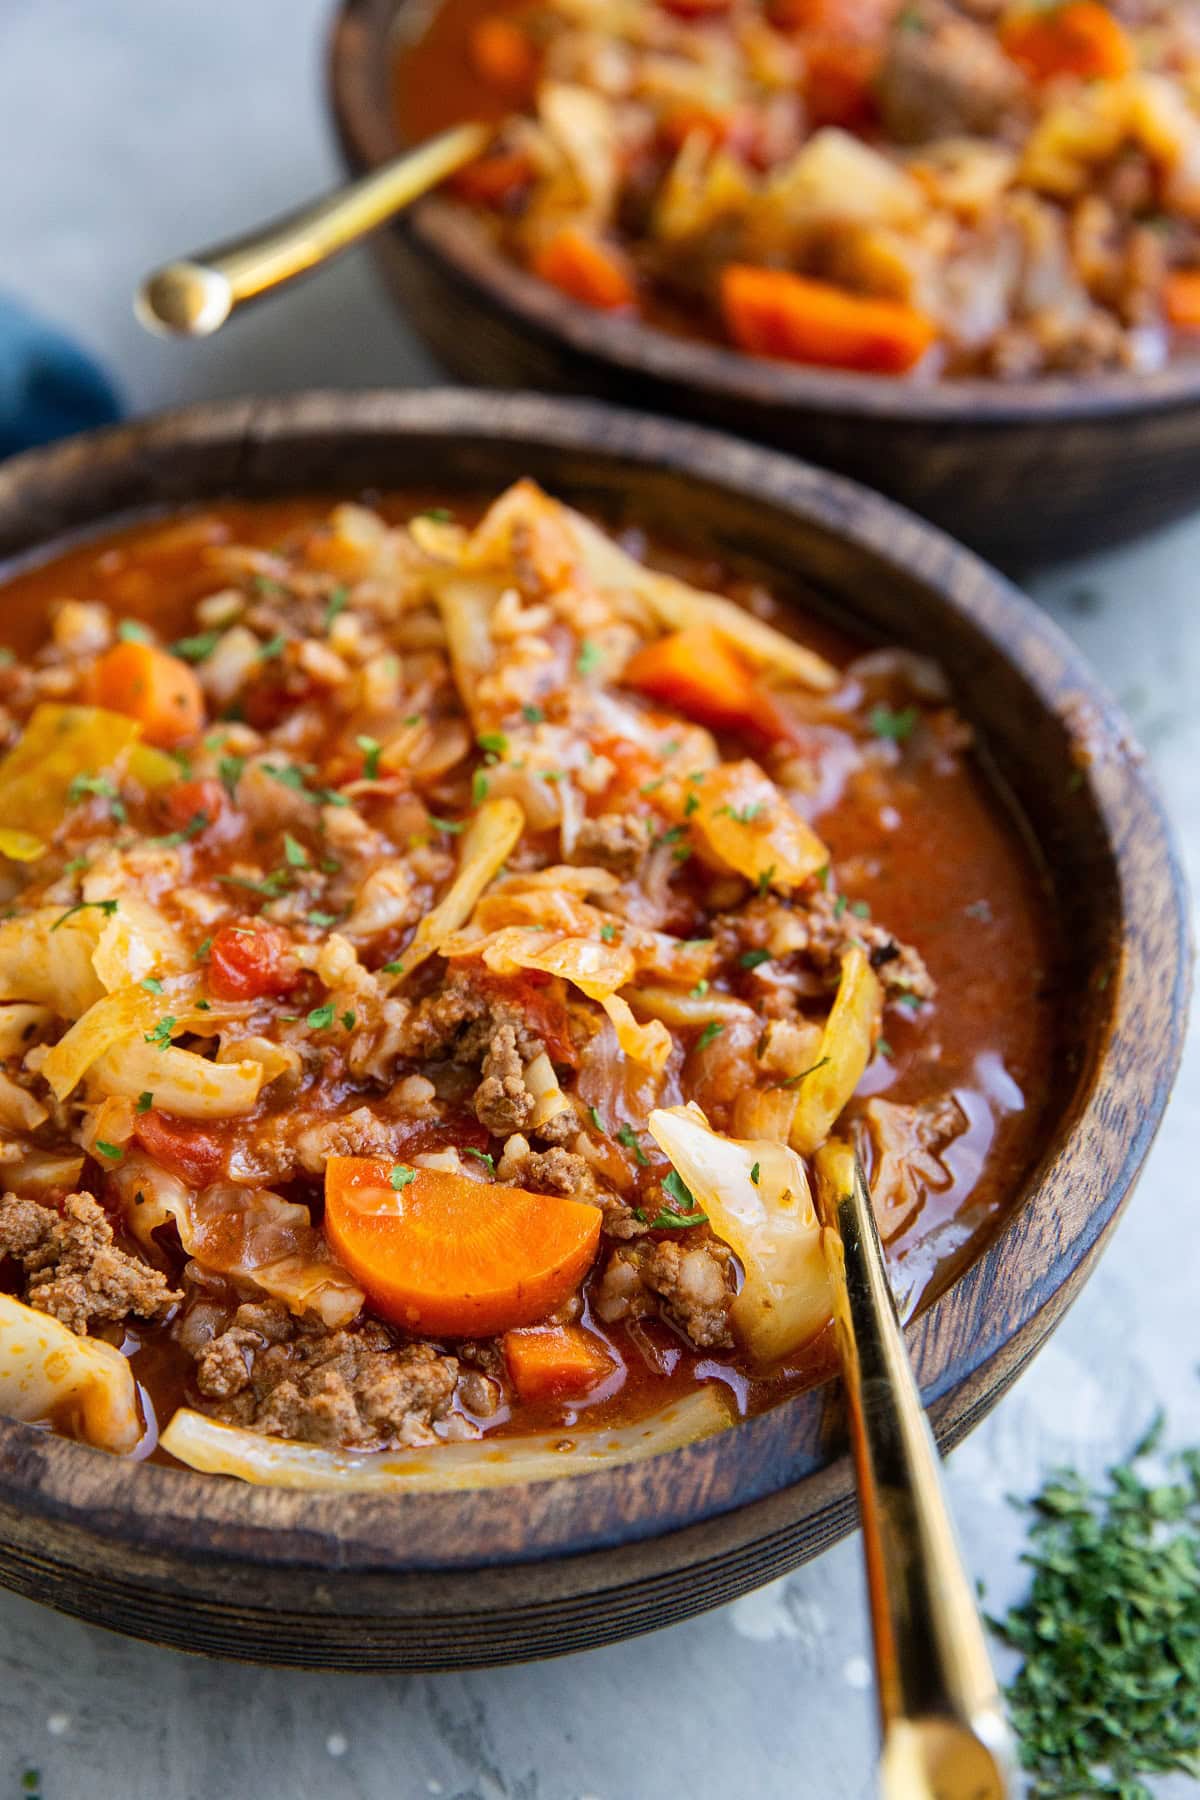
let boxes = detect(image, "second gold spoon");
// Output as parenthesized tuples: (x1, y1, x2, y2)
(136, 121, 490, 338)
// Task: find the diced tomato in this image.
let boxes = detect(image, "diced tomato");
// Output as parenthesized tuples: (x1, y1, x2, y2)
(132, 1111, 226, 1188)
(450, 148, 536, 208)
(805, 39, 881, 130)
(207, 919, 298, 1002)
(157, 777, 225, 835)
(240, 661, 317, 731)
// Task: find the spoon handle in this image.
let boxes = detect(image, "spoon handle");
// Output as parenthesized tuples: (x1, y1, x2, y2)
(135, 121, 490, 337)
(813, 1143, 1014, 1800)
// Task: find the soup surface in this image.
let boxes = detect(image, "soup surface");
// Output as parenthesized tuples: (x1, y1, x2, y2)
(0, 486, 1056, 1485)
(395, 0, 1200, 380)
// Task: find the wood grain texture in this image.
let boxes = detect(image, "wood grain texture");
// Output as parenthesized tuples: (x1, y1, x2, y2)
(0, 389, 1187, 1670)
(328, 0, 1200, 570)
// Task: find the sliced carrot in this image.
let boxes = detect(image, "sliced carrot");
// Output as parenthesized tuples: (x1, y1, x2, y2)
(623, 624, 795, 746)
(999, 2, 1133, 82)
(468, 17, 538, 91)
(804, 39, 881, 130)
(324, 1158, 601, 1338)
(502, 1325, 615, 1401)
(720, 265, 936, 375)
(1164, 270, 1200, 329)
(531, 228, 637, 312)
(82, 642, 205, 747)
(450, 148, 536, 207)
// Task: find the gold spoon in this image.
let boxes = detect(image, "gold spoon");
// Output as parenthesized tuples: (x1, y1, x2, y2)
(812, 1142, 1014, 1800)
(135, 122, 490, 337)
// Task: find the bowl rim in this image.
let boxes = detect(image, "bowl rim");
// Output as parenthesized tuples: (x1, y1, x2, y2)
(0, 387, 1188, 1584)
(326, 0, 1200, 428)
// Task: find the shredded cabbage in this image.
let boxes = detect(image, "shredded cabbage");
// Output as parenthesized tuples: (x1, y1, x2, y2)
(692, 761, 828, 891)
(160, 1385, 731, 1490)
(789, 947, 882, 1156)
(0, 1291, 142, 1454)
(393, 798, 524, 983)
(648, 1102, 833, 1365)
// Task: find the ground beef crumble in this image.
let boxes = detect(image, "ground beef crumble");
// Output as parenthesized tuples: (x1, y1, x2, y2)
(191, 1297, 459, 1450)
(717, 892, 934, 1002)
(571, 815, 646, 876)
(0, 1190, 179, 1335)
(594, 1238, 736, 1350)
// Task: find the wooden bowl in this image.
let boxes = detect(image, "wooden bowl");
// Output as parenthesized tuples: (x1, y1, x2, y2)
(328, 0, 1200, 570)
(0, 390, 1187, 1670)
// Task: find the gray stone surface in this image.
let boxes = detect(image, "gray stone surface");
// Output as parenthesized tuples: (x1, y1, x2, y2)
(0, 2, 1196, 1794)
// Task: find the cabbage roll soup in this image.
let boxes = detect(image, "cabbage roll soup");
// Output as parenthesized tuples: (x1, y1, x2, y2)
(0, 486, 1056, 1486)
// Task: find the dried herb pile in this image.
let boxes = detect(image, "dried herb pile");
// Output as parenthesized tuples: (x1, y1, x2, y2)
(992, 1415, 1200, 1798)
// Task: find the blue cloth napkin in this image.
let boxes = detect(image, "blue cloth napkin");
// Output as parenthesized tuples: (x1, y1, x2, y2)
(0, 295, 121, 459)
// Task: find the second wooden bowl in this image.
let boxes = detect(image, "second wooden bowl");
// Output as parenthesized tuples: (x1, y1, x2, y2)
(0, 390, 1187, 1669)
(328, 0, 1200, 569)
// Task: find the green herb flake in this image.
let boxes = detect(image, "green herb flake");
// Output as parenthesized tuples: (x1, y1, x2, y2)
(355, 735, 383, 781)
(576, 638, 602, 677)
(740, 948, 772, 969)
(143, 1015, 176, 1051)
(153, 809, 210, 849)
(140, 976, 164, 995)
(323, 585, 350, 632)
(599, 922, 617, 943)
(419, 507, 453, 523)
(136, 1091, 154, 1113)
(756, 866, 776, 897)
(341, 1010, 357, 1031)
(257, 633, 286, 661)
(695, 1021, 724, 1052)
(876, 1037, 893, 1058)
(283, 833, 309, 869)
(683, 791, 700, 819)
(617, 1124, 649, 1167)
(193, 936, 213, 962)
(51, 898, 119, 933)
(645, 1170, 708, 1229)
(95, 1140, 124, 1162)
(389, 1163, 417, 1190)
(171, 629, 222, 664)
(306, 1003, 336, 1031)
(851, 900, 871, 919)
(750, 1161, 761, 1186)
(897, 991, 923, 1012)
(690, 978, 710, 998)
(868, 703, 919, 743)
(464, 1147, 497, 1175)
(427, 815, 465, 835)
(381, 960, 406, 976)
(472, 769, 490, 805)
(833, 893, 848, 920)
(118, 619, 152, 644)
(67, 773, 126, 823)
(477, 731, 508, 757)
(775, 1055, 831, 1091)
(521, 703, 544, 724)
(218, 755, 245, 798)
(306, 910, 338, 930)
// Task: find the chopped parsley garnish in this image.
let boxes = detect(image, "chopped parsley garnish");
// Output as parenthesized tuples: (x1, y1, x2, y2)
(868, 703, 919, 743)
(690, 978, 710, 998)
(171, 629, 222, 663)
(472, 770, 490, 805)
(750, 1161, 761, 1185)
(897, 991, 923, 1012)
(662, 1169, 695, 1211)
(719, 801, 765, 824)
(356, 735, 382, 780)
(477, 731, 508, 757)
(283, 833, 309, 869)
(463, 1147, 497, 1175)
(323, 585, 350, 632)
(576, 638, 602, 677)
(51, 898, 119, 932)
(427, 815, 465, 834)
(136, 1091, 154, 1113)
(95, 1140, 124, 1162)
(306, 910, 339, 930)
(756, 866, 776, 897)
(154, 809, 210, 849)
(257, 633, 286, 661)
(521, 703, 544, 724)
(381, 960, 406, 976)
(639, 1170, 708, 1229)
(816, 863, 831, 888)
(683, 792, 700, 819)
(992, 1409, 1200, 1798)
(341, 1010, 357, 1031)
(695, 1021, 724, 1052)
(67, 773, 126, 823)
(876, 1038, 893, 1058)
(599, 922, 617, 943)
(217, 754, 245, 797)
(140, 977, 164, 995)
(617, 1124, 650, 1167)
(833, 893, 848, 920)
(306, 1003, 336, 1030)
(587, 1105, 605, 1135)
(389, 1163, 417, 1190)
(651, 823, 685, 850)
(538, 769, 564, 784)
(420, 507, 453, 523)
(774, 1055, 831, 1090)
(851, 900, 871, 919)
(143, 1016, 176, 1051)
(740, 948, 772, 969)
(117, 619, 152, 644)
(216, 869, 291, 900)
(193, 936, 213, 962)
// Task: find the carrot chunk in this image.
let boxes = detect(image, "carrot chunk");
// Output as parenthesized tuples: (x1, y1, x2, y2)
(82, 642, 204, 747)
(469, 17, 538, 90)
(999, 2, 1133, 82)
(324, 1158, 602, 1337)
(1164, 270, 1200, 329)
(531, 228, 637, 312)
(720, 265, 936, 375)
(502, 1325, 615, 1401)
(623, 624, 794, 745)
